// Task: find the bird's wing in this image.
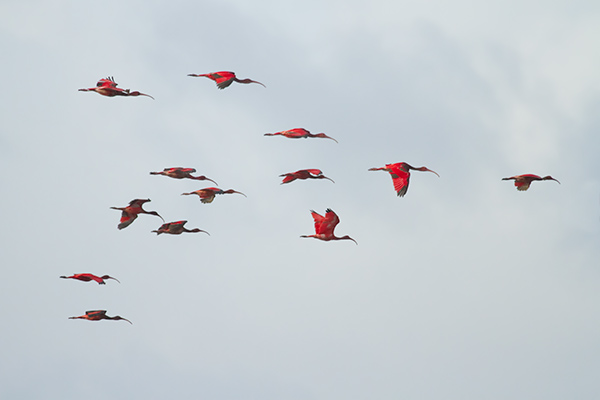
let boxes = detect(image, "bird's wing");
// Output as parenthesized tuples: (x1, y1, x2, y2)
(321, 209, 340, 235)
(310, 210, 326, 234)
(213, 72, 235, 89)
(87, 274, 103, 284)
(389, 166, 410, 197)
(86, 310, 107, 317)
(281, 174, 296, 184)
(129, 199, 149, 206)
(515, 180, 531, 191)
(118, 211, 138, 229)
(305, 169, 323, 176)
(97, 77, 117, 88)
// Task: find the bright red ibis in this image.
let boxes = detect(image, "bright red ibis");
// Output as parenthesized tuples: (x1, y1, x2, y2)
(69, 310, 132, 324)
(150, 167, 217, 184)
(187, 71, 265, 89)
(502, 174, 560, 191)
(280, 169, 334, 184)
(152, 220, 210, 235)
(181, 187, 247, 204)
(78, 76, 154, 99)
(301, 208, 357, 244)
(60, 273, 120, 285)
(110, 199, 164, 230)
(264, 128, 338, 143)
(369, 162, 439, 197)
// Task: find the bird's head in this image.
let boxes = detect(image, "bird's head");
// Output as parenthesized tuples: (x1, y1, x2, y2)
(340, 235, 358, 245)
(224, 189, 247, 197)
(542, 176, 560, 184)
(190, 228, 210, 235)
(113, 316, 133, 324)
(128, 91, 155, 100)
(102, 275, 120, 283)
(147, 211, 165, 222)
(315, 133, 338, 143)
(415, 166, 440, 177)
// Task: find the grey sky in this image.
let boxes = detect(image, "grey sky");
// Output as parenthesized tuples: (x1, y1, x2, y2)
(1, 0, 599, 399)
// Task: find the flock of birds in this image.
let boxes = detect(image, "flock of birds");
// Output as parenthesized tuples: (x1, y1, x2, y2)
(64, 72, 561, 324)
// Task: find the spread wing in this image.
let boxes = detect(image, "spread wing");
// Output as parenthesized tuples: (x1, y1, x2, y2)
(309, 210, 326, 234)
(312, 209, 339, 236)
(118, 211, 138, 230)
(213, 72, 235, 89)
(389, 165, 410, 197)
(515, 180, 531, 191)
(97, 77, 117, 88)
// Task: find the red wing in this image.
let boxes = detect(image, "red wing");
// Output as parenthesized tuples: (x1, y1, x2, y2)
(86, 310, 107, 317)
(118, 211, 138, 229)
(213, 72, 235, 89)
(310, 211, 326, 234)
(281, 174, 296, 184)
(323, 209, 339, 234)
(305, 169, 323, 176)
(84, 274, 103, 283)
(288, 128, 308, 135)
(97, 77, 117, 88)
(515, 180, 531, 191)
(389, 166, 410, 197)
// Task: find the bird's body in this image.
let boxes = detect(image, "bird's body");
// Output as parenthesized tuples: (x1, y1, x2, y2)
(301, 209, 357, 244)
(60, 273, 120, 285)
(110, 199, 164, 230)
(369, 162, 439, 197)
(502, 174, 560, 191)
(152, 220, 210, 235)
(280, 169, 334, 184)
(78, 77, 154, 99)
(264, 128, 338, 143)
(187, 71, 265, 89)
(150, 167, 217, 184)
(69, 310, 132, 324)
(181, 187, 246, 204)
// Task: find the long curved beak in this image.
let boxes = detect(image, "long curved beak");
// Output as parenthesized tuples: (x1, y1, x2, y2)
(323, 176, 335, 183)
(138, 92, 155, 100)
(107, 276, 121, 284)
(234, 191, 247, 197)
(426, 168, 440, 177)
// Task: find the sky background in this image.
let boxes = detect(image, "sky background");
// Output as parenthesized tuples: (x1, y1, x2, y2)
(1, 0, 600, 399)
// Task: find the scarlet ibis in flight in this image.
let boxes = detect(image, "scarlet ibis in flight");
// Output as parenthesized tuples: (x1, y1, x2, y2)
(280, 169, 335, 184)
(152, 220, 210, 235)
(78, 76, 154, 99)
(301, 208, 357, 245)
(502, 174, 560, 191)
(60, 273, 120, 285)
(69, 310, 132, 324)
(150, 167, 217, 184)
(110, 199, 164, 230)
(187, 71, 265, 89)
(369, 162, 440, 197)
(264, 128, 338, 143)
(181, 187, 247, 204)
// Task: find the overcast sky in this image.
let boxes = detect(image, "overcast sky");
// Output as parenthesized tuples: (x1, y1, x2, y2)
(1, 0, 599, 399)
